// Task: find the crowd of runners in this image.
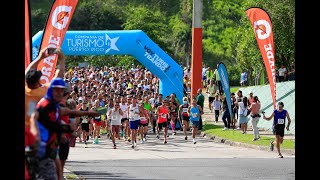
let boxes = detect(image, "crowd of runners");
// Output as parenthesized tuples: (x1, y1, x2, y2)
(25, 48, 292, 180)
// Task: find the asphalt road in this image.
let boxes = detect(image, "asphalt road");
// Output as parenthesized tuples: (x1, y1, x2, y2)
(65, 131, 295, 180)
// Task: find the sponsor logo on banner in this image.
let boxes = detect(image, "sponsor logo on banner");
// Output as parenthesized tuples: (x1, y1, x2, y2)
(144, 45, 170, 72)
(65, 34, 120, 53)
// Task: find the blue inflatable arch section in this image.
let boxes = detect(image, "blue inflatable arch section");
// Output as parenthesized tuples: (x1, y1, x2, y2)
(32, 30, 183, 102)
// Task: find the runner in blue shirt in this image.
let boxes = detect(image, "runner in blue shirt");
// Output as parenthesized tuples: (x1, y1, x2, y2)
(263, 102, 291, 158)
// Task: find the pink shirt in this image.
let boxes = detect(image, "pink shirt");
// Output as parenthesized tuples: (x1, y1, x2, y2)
(249, 102, 261, 115)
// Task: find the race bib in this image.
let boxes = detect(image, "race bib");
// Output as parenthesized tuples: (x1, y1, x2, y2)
(27, 101, 37, 116)
(140, 117, 146, 121)
(278, 118, 284, 125)
(112, 115, 117, 121)
(192, 113, 198, 118)
(161, 114, 166, 118)
(182, 108, 188, 113)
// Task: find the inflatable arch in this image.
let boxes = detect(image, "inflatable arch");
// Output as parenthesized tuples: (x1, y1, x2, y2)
(32, 30, 183, 102)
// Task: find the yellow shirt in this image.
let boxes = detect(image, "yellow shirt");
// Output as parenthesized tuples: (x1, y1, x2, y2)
(25, 84, 49, 127)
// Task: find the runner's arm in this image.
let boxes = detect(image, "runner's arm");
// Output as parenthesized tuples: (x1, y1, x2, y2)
(263, 112, 274, 121)
(52, 48, 65, 79)
(25, 47, 50, 76)
(59, 107, 99, 117)
(286, 112, 291, 130)
(29, 111, 40, 142)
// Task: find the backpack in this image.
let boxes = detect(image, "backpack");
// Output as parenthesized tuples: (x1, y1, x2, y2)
(241, 106, 250, 117)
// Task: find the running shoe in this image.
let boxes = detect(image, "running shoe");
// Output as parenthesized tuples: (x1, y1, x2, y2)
(98, 135, 101, 138)
(270, 140, 274, 151)
(163, 141, 167, 144)
(156, 135, 160, 139)
(140, 140, 144, 144)
(131, 145, 134, 149)
(278, 154, 283, 158)
(86, 136, 89, 141)
(185, 136, 187, 140)
(113, 144, 117, 149)
(84, 141, 88, 148)
(193, 139, 197, 144)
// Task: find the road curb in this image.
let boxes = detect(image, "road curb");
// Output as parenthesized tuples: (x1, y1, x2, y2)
(200, 132, 295, 156)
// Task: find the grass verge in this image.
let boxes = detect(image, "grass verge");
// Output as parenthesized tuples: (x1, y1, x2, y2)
(202, 122, 295, 149)
(230, 86, 241, 93)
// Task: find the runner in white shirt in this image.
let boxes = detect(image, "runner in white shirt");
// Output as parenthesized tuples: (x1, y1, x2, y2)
(108, 101, 123, 149)
(128, 96, 140, 148)
(119, 97, 129, 140)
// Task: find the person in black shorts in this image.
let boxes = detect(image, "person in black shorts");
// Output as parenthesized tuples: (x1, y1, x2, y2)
(178, 97, 190, 140)
(263, 102, 292, 158)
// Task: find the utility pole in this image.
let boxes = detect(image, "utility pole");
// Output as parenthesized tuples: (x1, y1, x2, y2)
(191, 0, 203, 100)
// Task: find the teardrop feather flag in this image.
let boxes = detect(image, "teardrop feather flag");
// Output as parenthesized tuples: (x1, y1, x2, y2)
(245, 7, 277, 109)
(36, 0, 78, 85)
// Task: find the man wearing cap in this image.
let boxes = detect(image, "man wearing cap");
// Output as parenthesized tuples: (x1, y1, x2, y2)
(25, 47, 65, 141)
(263, 102, 292, 158)
(30, 78, 99, 179)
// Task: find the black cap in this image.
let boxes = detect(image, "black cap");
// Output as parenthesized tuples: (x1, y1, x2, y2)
(26, 69, 42, 85)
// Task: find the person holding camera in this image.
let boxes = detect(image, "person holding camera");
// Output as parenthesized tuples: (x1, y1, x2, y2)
(262, 102, 291, 158)
(248, 96, 261, 141)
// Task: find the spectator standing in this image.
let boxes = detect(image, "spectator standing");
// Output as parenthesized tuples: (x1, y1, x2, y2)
(213, 64, 223, 95)
(288, 62, 295, 81)
(212, 94, 221, 123)
(249, 96, 261, 141)
(278, 64, 287, 82)
(196, 88, 204, 130)
(221, 95, 231, 130)
(230, 93, 237, 128)
(206, 80, 216, 113)
(248, 91, 254, 106)
(240, 70, 247, 87)
(238, 96, 249, 134)
(235, 90, 243, 130)
(30, 78, 98, 180)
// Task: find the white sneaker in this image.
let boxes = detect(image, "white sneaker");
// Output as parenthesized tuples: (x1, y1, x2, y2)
(236, 127, 241, 130)
(223, 127, 229, 130)
(193, 139, 197, 144)
(140, 140, 144, 144)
